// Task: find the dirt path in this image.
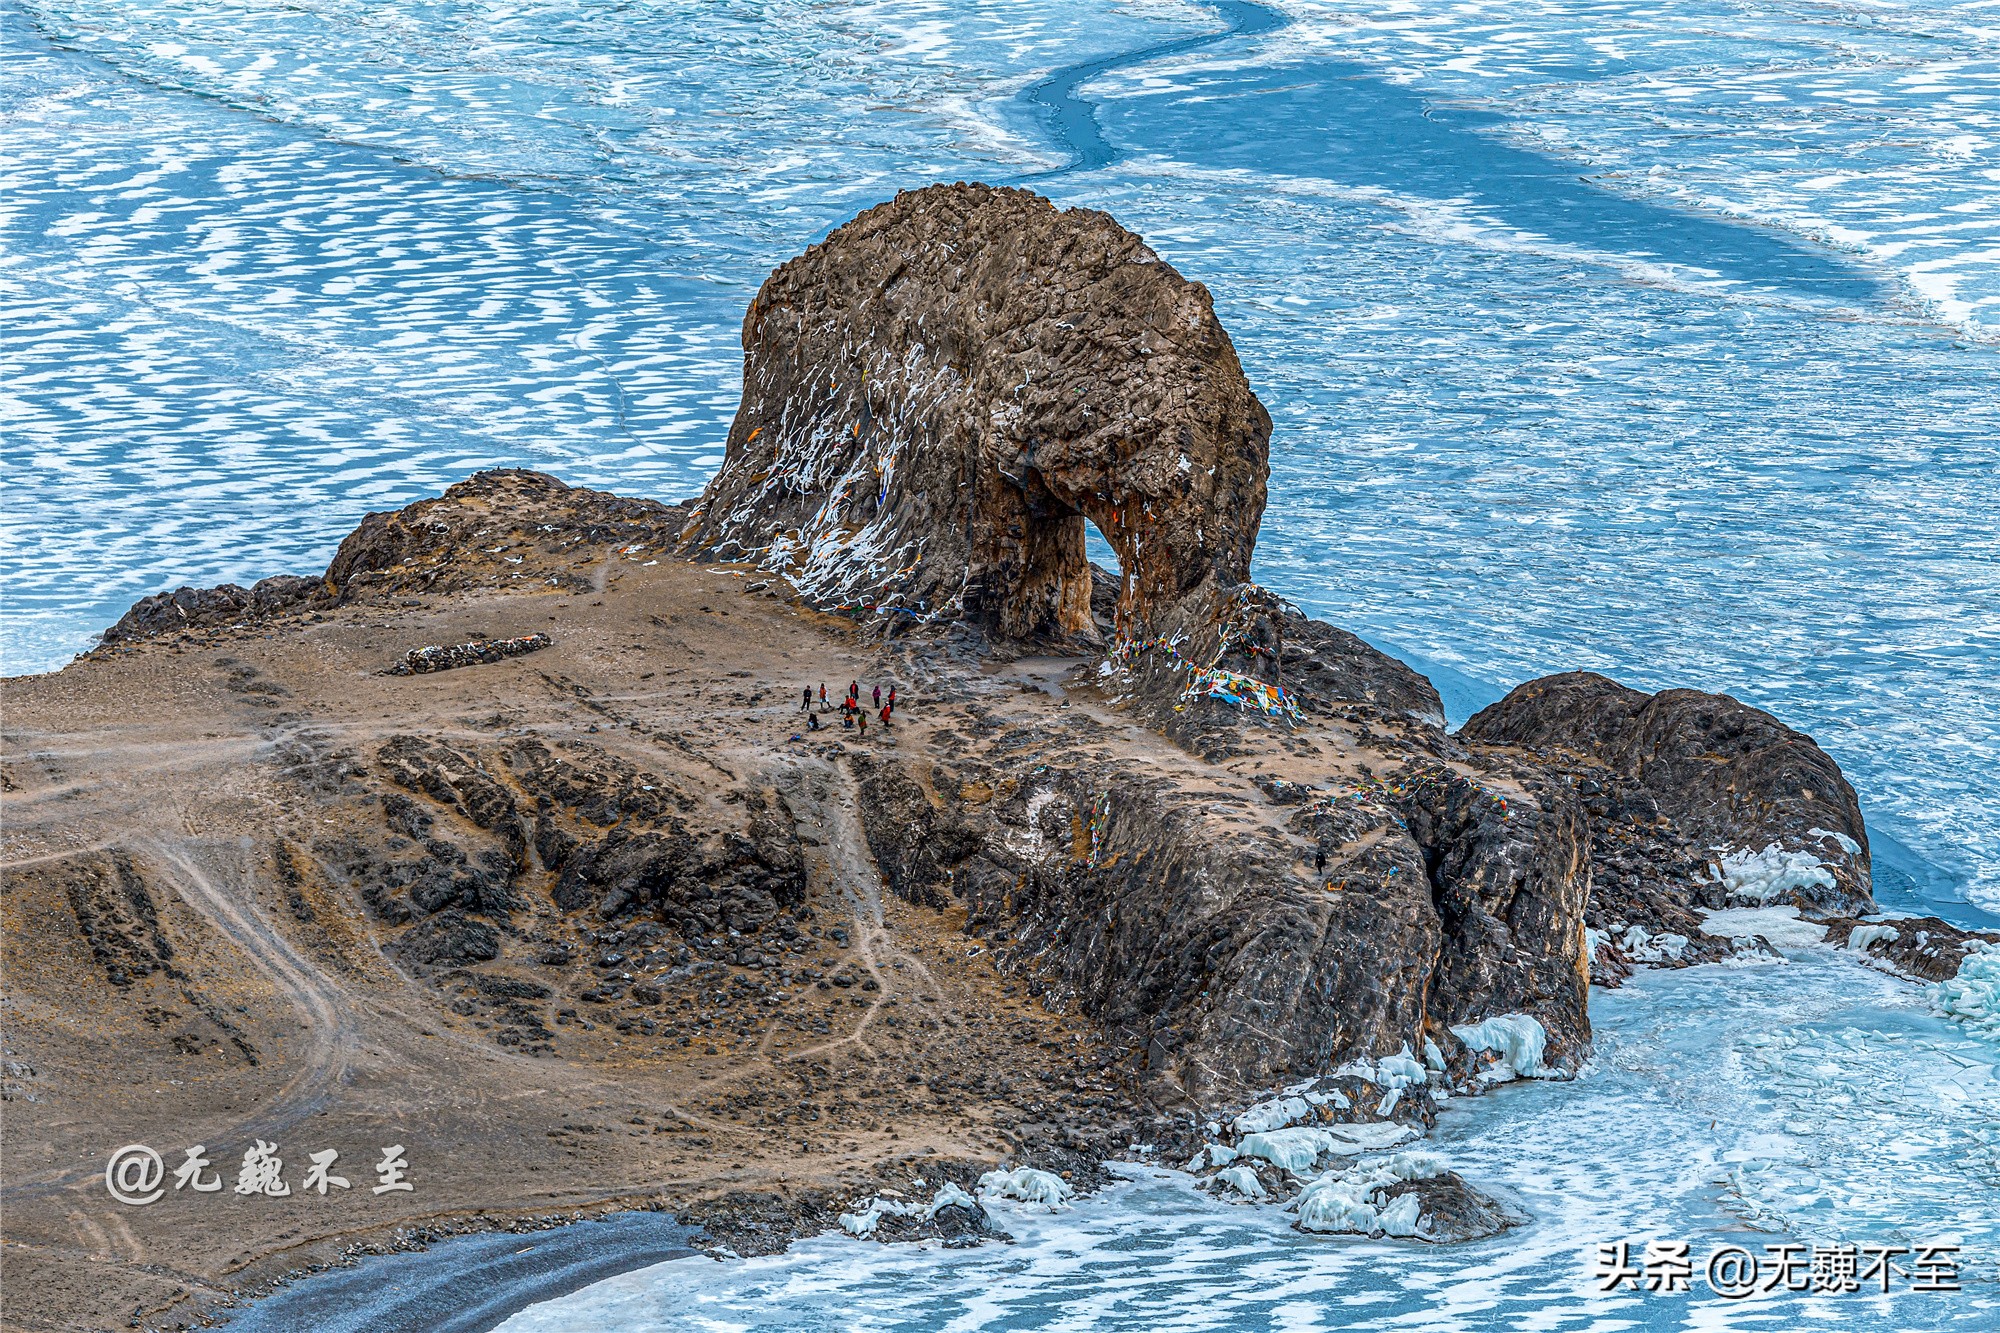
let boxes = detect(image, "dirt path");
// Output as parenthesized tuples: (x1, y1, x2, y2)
(768, 755, 900, 1064)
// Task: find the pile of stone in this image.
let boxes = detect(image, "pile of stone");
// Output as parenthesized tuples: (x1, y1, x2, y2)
(385, 633, 552, 676)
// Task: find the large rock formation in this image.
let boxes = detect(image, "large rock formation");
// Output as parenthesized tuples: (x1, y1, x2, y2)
(98, 471, 687, 648)
(1463, 671, 1873, 919)
(679, 182, 1272, 642)
(852, 717, 1593, 1103)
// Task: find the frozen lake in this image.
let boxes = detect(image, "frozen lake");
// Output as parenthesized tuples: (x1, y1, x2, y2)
(6, 6, 1998, 1324)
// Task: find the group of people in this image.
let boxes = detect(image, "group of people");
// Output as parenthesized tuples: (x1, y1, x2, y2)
(800, 679, 897, 738)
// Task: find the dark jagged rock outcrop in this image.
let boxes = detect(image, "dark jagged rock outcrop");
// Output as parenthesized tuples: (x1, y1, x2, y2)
(385, 634, 553, 676)
(1279, 608, 1444, 725)
(1463, 671, 1872, 919)
(100, 575, 320, 645)
(97, 471, 689, 648)
(680, 182, 1271, 642)
(57, 851, 177, 989)
(1399, 767, 1591, 1067)
(1379, 1172, 1529, 1244)
(333, 731, 806, 1007)
(851, 738, 1591, 1102)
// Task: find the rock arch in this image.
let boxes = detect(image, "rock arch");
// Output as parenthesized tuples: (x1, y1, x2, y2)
(680, 183, 1272, 641)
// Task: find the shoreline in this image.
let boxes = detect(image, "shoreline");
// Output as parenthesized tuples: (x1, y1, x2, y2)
(7, 469, 1991, 1332)
(211, 1212, 697, 1333)
(239, 925, 2000, 1333)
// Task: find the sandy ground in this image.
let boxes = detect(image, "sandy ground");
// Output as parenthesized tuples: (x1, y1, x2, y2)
(1, 516, 1463, 1331)
(0, 553, 1132, 1332)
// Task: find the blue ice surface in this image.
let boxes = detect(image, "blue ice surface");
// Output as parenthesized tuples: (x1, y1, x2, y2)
(2, 0, 1995, 920)
(13, 6, 1999, 1327)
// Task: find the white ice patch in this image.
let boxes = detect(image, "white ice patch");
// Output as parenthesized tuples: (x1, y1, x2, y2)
(1810, 827, 1863, 856)
(1698, 905, 1828, 949)
(1291, 1149, 1448, 1237)
(925, 1182, 979, 1217)
(1712, 844, 1836, 903)
(1847, 925, 1901, 954)
(978, 1167, 1072, 1210)
(1615, 923, 1689, 963)
(1449, 1013, 1551, 1083)
(1229, 1081, 1349, 1136)
(837, 1181, 985, 1236)
(1934, 942, 2000, 1035)
(1231, 1094, 1317, 1136)
(1374, 1191, 1423, 1237)
(1213, 1165, 1268, 1200)
(1236, 1121, 1416, 1172)
(1330, 1045, 1427, 1090)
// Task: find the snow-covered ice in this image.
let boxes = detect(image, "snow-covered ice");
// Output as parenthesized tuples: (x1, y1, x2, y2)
(1935, 942, 2000, 1034)
(1712, 843, 1836, 903)
(1699, 904, 1829, 948)
(976, 1166, 1072, 1210)
(1448, 1013, 1553, 1082)
(1236, 1121, 1418, 1172)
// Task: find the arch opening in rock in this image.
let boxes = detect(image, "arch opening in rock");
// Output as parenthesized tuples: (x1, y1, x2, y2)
(1083, 517, 1121, 576)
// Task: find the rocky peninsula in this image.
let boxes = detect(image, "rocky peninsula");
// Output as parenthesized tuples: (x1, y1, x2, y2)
(5, 185, 1987, 1333)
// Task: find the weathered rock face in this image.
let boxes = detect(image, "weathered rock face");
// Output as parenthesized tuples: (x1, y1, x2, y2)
(1463, 671, 1872, 918)
(1279, 608, 1445, 725)
(99, 576, 320, 645)
(680, 182, 1272, 642)
(97, 470, 688, 648)
(851, 729, 1592, 1103)
(1380, 1172, 1529, 1244)
(1400, 767, 1591, 1066)
(313, 729, 808, 1046)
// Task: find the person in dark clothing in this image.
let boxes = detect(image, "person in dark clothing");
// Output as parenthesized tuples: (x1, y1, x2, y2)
(872, 684, 882, 708)
(1315, 845, 1327, 876)
(802, 686, 812, 711)
(849, 680, 858, 702)
(807, 710, 820, 731)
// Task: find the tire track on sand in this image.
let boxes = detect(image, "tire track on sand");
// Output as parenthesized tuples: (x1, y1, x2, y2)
(10, 837, 361, 1200)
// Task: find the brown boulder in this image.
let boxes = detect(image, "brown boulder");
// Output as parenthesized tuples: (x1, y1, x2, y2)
(1462, 671, 1871, 916)
(95, 470, 689, 647)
